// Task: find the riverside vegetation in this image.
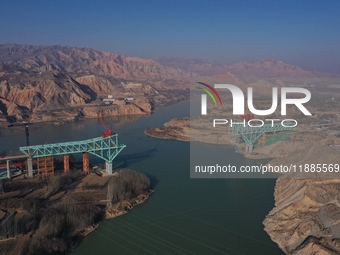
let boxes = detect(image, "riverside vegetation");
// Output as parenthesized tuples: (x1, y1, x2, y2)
(0, 169, 152, 255)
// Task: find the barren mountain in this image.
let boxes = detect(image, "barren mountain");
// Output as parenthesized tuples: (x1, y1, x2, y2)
(0, 44, 190, 125)
(1, 44, 337, 125)
(225, 58, 336, 78)
(0, 44, 188, 79)
(155, 58, 227, 76)
(0, 70, 92, 122)
(156, 57, 337, 78)
(264, 177, 340, 255)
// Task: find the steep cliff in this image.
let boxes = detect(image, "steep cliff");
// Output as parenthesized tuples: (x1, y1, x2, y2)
(264, 177, 340, 255)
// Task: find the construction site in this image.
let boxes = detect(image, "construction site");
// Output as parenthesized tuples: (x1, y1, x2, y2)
(0, 114, 126, 181)
(0, 114, 153, 255)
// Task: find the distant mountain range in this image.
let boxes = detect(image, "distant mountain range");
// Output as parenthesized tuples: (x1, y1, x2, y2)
(1, 44, 336, 80)
(0, 44, 187, 79)
(0, 43, 337, 125)
(155, 57, 338, 78)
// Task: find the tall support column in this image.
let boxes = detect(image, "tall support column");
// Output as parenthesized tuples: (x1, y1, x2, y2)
(63, 154, 70, 173)
(106, 162, 113, 175)
(27, 157, 33, 178)
(245, 144, 254, 153)
(6, 160, 11, 179)
(83, 153, 89, 173)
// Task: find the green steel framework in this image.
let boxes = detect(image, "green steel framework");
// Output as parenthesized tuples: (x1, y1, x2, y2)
(230, 120, 293, 145)
(19, 134, 126, 162)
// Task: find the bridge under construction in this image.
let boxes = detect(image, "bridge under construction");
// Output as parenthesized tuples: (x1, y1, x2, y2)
(230, 119, 293, 153)
(0, 115, 126, 179)
(18, 134, 126, 178)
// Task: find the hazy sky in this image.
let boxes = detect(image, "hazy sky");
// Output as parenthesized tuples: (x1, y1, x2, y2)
(0, 0, 339, 73)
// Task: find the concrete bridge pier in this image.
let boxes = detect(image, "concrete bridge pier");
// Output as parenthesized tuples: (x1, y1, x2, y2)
(6, 160, 11, 179)
(245, 144, 254, 154)
(106, 162, 113, 175)
(27, 157, 33, 178)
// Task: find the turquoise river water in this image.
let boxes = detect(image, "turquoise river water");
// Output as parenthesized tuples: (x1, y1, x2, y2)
(0, 100, 283, 255)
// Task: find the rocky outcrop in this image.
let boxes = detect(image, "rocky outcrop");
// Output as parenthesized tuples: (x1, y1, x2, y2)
(263, 177, 340, 255)
(145, 118, 190, 141)
(145, 117, 239, 144)
(0, 70, 90, 122)
(82, 100, 151, 118)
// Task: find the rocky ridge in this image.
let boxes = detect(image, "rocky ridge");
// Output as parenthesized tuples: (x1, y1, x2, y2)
(1, 44, 338, 125)
(156, 57, 338, 78)
(0, 44, 188, 79)
(0, 44, 190, 125)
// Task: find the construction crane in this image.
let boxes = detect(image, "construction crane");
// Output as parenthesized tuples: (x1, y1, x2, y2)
(25, 124, 29, 146)
(98, 113, 113, 138)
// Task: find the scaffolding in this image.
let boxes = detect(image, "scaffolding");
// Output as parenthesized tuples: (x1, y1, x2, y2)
(63, 154, 70, 173)
(83, 153, 89, 173)
(37, 156, 54, 176)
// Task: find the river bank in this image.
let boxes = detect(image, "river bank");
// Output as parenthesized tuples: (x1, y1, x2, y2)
(0, 169, 153, 255)
(145, 116, 340, 254)
(0, 99, 152, 127)
(145, 117, 340, 163)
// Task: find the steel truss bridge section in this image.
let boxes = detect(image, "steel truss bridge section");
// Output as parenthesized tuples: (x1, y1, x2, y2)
(19, 134, 126, 163)
(230, 120, 293, 145)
